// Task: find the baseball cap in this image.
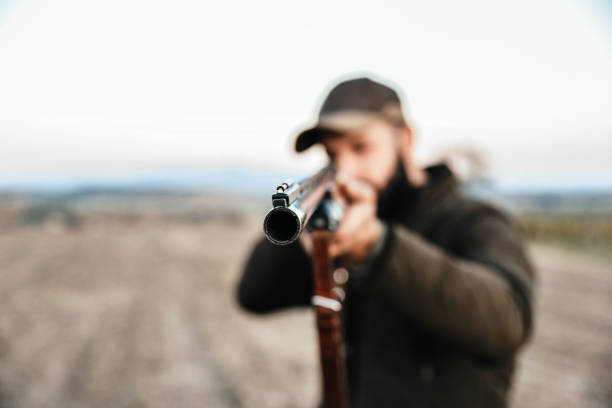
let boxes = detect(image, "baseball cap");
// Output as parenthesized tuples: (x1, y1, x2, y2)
(295, 77, 407, 152)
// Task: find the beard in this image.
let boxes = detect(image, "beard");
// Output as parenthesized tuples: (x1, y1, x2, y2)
(376, 156, 419, 221)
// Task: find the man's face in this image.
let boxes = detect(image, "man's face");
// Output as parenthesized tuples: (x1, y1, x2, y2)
(321, 119, 401, 193)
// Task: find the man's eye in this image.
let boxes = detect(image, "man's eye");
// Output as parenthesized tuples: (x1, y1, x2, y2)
(352, 143, 367, 153)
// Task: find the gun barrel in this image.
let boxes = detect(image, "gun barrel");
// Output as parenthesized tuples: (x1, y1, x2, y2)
(263, 165, 336, 245)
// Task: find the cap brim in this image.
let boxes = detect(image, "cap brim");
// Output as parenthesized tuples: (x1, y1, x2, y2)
(294, 111, 380, 152)
(294, 127, 338, 152)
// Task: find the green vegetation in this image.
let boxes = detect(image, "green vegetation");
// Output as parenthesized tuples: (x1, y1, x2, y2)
(20, 201, 80, 228)
(518, 213, 612, 260)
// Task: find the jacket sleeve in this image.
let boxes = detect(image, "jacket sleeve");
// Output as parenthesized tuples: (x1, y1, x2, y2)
(369, 205, 535, 361)
(237, 237, 313, 313)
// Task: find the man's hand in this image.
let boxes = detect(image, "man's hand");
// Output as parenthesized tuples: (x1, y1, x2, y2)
(328, 173, 383, 264)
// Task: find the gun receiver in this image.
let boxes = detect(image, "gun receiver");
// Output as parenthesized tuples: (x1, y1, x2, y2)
(263, 165, 337, 245)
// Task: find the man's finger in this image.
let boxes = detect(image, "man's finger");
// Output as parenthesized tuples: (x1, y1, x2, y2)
(329, 238, 353, 259)
(336, 173, 376, 203)
(334, 207, 368, 242)
(330, 209, 369, 257)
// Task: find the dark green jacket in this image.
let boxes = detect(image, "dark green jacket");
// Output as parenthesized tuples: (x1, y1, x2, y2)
(237, 164, 535, 407)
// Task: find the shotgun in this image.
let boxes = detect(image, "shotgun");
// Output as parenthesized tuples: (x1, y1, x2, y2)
(263, 164, 350, 408)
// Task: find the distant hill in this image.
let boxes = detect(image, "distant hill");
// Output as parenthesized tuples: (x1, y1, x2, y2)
(0, 168, 302, 196)
(0, 169, 610, 215)
(466, 180, 612, 215)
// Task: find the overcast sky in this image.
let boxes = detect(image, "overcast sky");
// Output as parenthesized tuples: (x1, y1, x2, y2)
(0, 0, 611, 184)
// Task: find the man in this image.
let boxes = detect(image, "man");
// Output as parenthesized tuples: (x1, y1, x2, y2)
(237, 76, 535, 407)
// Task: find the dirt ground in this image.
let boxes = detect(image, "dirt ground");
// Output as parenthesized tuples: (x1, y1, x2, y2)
(0, 212, 610, 407)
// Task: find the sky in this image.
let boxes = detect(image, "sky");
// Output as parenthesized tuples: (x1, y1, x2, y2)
(0, 0, 611, 186)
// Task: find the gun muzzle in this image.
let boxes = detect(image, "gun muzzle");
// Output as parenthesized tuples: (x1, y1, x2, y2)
(263, 205, 306, 245)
